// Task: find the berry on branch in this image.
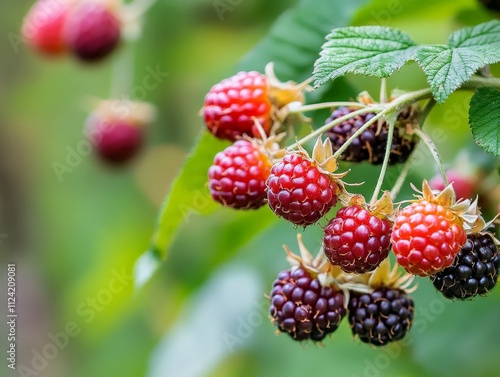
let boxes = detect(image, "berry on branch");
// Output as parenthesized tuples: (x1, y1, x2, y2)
(323, 193, 394, 274)
(266, 137, 348, 227)
(22, 0, 73, 56)
(431, 230, 500, 300)
(202, 63, 310, 141)
(391, 180, 483, 277)
(208, 137, 276, 210)
(64, 0, 122, 62)
(325, 99, 418, 165)
(343, 259, 416, 347)
(86, 99, 156, 165)
(269, 234, 346, 342)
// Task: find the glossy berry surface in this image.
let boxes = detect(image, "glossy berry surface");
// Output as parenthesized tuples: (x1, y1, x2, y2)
(269, 267, 346, 341)
(348, 288, 414, 346)
(326, 107, 416, 165)
(203, 71, 272, 141)
(22, 0, 71, 55)
(208, 140, 271, 209)
(392, 200, 467, 276)
(266, 154, 338, 226)
(89, 120, 143, 164)
(429, 170, 475, 201)
(65, 1, 121, 62)
(431, 233, 500, 299)
(323, 205, 392, 274)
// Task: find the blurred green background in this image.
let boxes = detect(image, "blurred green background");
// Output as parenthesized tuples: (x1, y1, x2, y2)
(1, 0, 499, 377)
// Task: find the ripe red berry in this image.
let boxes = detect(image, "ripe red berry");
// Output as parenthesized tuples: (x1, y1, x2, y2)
(269, 267, 346, 341)
(324, 205, 392, 274)
(86, 100, 154, 165)
(64, 0, 121, 62)
(429, 171, 475, 201)
(22, 0, 72, 55)
(208, 140, 271, 209)
(203, 71, 272, 141)
(267, 153, 338, 226)
(392, 200, 467, 276)
(89, 120, 143, 164)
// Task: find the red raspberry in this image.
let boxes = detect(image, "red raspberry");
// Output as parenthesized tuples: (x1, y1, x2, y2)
(267, 154, 338, 226)
(64, 0, 121, 62)
(86, 100, 154, 165)
(429, 171, 475, 201)
(203, 71, 272, 141)
(392, 200, 467, 276)
(88, 119, 143, 164)
(324, 205, 392, 273)
(208, 140, 271, 209)
(22, 0, 72, 55)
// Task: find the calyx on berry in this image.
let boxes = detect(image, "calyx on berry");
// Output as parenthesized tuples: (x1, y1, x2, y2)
(419, 179, 484, 234)
(269, 234, 347, 342)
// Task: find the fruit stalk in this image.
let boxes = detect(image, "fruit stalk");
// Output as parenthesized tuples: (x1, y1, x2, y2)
(389, 156, 414, 200)
(111, 43, 135, 98)
(287, 107, 384, 151)
(371, 118, 396, 204)
(413, 128, 448, 186)
(289, 101, 369, 113)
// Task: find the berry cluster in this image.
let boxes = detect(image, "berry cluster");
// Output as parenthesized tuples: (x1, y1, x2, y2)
(202, 67, 500, 347)
(23, 0, 122, 62)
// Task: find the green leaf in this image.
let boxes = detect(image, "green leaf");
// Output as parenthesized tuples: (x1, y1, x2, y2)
(415, 20, 500, 103)
(148, 131, 226, 259)
(469, 87, 500, 156)
(313, 26, 418, 87)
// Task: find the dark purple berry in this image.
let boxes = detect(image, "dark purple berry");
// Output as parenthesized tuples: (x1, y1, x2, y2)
(348, 288, 414, 346)
(431, 233, 500, 300)
(269, 267, 346, 341)
(325, 107, 417, 165)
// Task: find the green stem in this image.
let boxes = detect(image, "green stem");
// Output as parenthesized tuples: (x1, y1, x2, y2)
(419, 98, 436, 123)
(390, 151, 413, 200)
(333, 111, 385, 159)
(111, 44, 135, 98)
(380, 78, 388, 103)
(461, 75, 500, 90)
(287, 106, 384, 150)
(371, 119, 395, 204)
(289, 102, 369, 114)
(413, 128, 448, 186)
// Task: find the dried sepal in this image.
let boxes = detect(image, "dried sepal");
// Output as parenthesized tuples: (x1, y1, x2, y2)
(333, 258, 416, 294)
(413, 180, 487, 236)
(87, 98, 156, 127)
(265, 62, 312, 129)
(284, 234, 331, 279)
(246, 119, 286, 162)
(340, 191, 394, 221)
(265, 62, 311, 108)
